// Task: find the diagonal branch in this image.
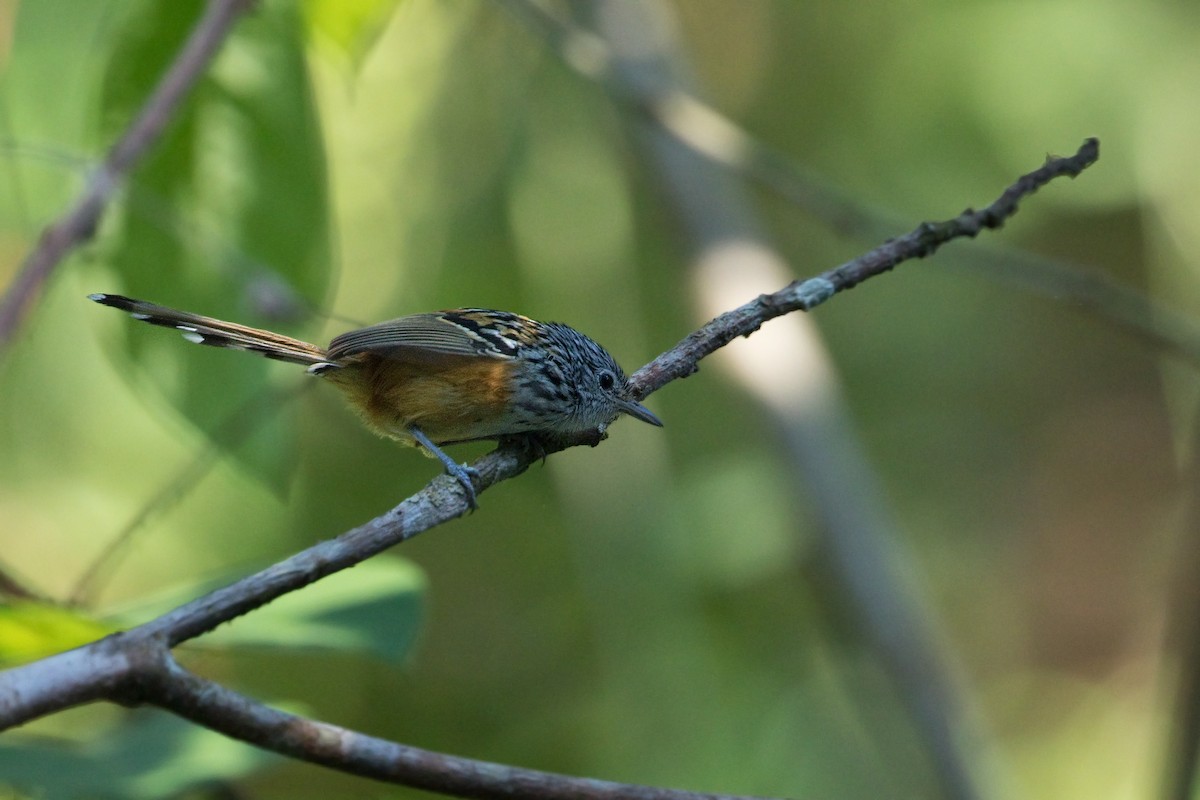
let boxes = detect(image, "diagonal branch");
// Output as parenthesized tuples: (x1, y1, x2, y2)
(144, 654, 782, 800)
(0, 0, 256, 351)
(0, 140, 1099, 795)
(629, 138, 1100, 398)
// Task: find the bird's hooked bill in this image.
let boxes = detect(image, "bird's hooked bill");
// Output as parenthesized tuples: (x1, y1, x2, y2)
(619, 398, 663, 427)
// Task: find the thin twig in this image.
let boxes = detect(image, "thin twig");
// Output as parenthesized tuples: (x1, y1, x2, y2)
(0, 0, 255, 351)
(630, 139, 1099, 396)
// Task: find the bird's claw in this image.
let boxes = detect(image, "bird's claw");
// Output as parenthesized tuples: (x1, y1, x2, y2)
(444, 462, 480, 511)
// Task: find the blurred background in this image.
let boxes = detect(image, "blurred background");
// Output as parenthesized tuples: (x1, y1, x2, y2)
(1, 0, 1197, 797)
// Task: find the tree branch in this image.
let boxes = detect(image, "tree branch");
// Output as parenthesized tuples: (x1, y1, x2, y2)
(142, 654, 778, 800)
(0, 139, 1099, 796)
(0, 0, 256, 351)
(0, 0, 1105, 794)
(629, 138, 1099, 398)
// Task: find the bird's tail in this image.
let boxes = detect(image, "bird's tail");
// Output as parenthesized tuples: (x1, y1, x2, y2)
(89, 293, 328, 366)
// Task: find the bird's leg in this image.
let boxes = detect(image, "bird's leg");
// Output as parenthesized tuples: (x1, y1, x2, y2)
(409, 425, 479, 510)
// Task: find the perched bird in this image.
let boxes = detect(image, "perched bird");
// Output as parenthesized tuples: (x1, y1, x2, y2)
(89, 293, 662, 507)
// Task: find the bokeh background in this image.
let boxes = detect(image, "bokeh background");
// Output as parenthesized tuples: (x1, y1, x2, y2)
(1, 0, 1198, 798)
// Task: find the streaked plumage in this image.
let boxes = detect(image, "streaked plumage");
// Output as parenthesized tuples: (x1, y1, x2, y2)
(89, 293, 661, 507)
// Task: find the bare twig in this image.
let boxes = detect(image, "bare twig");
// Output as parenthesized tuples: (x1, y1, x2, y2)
(0, 139, 1098, 796)
(0, 0, 255, 351)
(145, 654, 780, 800)
(630, 139, 1099, 397)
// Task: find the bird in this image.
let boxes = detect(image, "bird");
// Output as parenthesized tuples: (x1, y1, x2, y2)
(89, 293, 662, 508)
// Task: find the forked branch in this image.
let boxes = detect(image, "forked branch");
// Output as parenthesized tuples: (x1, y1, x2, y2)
(0, 140, 1099, 797)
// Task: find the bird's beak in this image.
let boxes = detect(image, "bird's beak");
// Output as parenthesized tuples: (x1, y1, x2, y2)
(618, 398, 663, 427)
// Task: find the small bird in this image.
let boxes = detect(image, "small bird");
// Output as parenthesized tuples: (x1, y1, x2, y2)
(89, 293, 662, 508)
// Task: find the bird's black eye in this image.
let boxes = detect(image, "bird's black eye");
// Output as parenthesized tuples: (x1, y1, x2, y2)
(598, 370, 616, 392)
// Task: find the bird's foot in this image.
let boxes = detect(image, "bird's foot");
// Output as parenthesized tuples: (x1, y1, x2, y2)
(409, 425, 479, 510)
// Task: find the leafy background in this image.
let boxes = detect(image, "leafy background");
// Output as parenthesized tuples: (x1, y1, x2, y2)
(1, 0, 1197, 797)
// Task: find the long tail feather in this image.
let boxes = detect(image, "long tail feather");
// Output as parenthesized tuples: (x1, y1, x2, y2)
(89, 293, 328, 366)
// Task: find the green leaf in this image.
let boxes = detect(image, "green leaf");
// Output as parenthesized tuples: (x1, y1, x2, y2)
(302, 0, 405, 69)
(203, 556, 426, 662)
(111, 556, 426, 664)
(0, 710, 277, 799)
(97, 0, 332, 491)
(0, 601, 116, 666)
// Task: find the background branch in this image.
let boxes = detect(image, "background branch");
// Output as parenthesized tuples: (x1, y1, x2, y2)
(1158, 401, 1200, 800)
(0, 0, 255, 351)
(496, 0, 882, 238)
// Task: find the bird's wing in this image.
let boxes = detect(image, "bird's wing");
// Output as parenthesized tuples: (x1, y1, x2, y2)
(327, 310, 533, 361)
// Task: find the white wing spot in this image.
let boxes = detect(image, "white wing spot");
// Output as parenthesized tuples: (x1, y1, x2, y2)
(307, 362, 341, 376)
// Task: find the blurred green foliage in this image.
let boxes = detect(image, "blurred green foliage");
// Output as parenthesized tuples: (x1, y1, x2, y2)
(100, 0, 331, 488)
(105, 554, 426, 662)
(0, 601, 116, 666)
(1, 0, 1197, 798)
(0, 710, 279, 798)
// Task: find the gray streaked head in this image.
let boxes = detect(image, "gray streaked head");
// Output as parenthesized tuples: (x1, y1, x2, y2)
(528, 323, 661, 433)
